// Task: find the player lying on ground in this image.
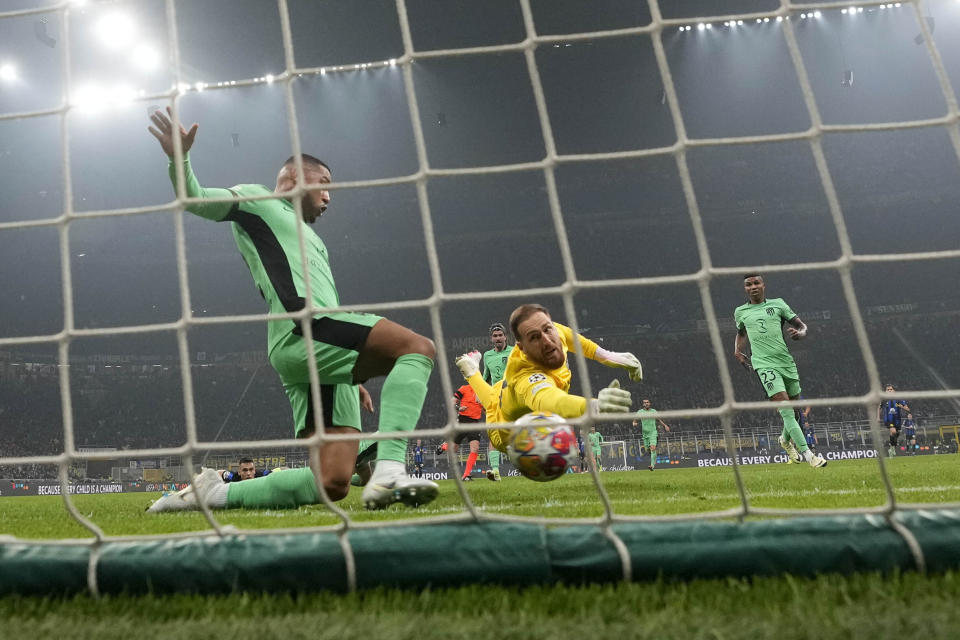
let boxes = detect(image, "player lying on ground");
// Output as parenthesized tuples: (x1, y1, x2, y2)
(734, 274, 827, 469)
(456, 303, 641, 455)
(146, 108, 438, 512)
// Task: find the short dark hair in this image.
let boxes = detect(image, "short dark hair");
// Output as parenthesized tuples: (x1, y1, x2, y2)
(283, 154, 330, 174)
(239, 457, 255, 466)
(509, 304, 550, 341)
(743, 273, 762, 281)
(489, 322, 506, 335)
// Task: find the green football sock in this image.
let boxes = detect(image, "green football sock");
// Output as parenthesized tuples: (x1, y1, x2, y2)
(377, 353, 433, 463)
(488, 449, 500, 472)
(650, 450, 656, 467)
(778, 407, 809, 454)
(226, 467, 319, 509)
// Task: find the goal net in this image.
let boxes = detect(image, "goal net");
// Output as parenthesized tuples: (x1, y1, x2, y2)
(2, 0, 960, 595)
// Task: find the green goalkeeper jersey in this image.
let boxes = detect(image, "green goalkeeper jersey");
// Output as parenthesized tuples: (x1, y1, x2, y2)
(170, 156, 340, 356)
(733, 298, 798, 371)
(482, 345, 513, 384)
(635, 408, 658, 436)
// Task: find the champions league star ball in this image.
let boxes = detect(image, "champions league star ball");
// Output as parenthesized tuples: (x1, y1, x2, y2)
(506, 411, 578, 482)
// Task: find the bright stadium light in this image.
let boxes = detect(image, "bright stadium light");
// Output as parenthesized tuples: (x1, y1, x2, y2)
(0, 63, 16, 82)
(776, 16, 783, 22)
(814, 10, 822, 17)
(95, 12, 137, 50)
(705, 23, 712, 29)
(756, 18, 762, 23)
(697, 22, 705, 30)
(265, 73, 275, 83)
(131, 43, 159, 71)
(801, 13, 807, 18)
(763, 17, 770, 22)
(737, 20, 744, 25)
(389, 58, 397, 66)
(842, 8, 848, 13)
(72, 83, 106, 113)
(858, 6, 864, 12)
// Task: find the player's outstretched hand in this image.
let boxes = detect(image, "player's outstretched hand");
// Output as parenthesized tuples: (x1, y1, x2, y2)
(734, 351, 752, 370)
(358, 384, 375, 413)
(594, 348, 643, 382)
(595, 379, 632, 413)
(455, 351, 482, 379)
(148, 106, 198, 159)
(786, 327, 806, 341)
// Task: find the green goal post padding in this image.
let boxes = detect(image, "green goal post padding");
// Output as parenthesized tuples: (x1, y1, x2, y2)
(2, 510, 959, 596)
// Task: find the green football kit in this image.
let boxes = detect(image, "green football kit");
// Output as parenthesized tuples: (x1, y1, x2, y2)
(636, 408, 659, 447)
(734, 297, 808, 454)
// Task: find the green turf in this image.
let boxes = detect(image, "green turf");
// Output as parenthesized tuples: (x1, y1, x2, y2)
(2, 456, 959, 635)
(1, 570, 957, 639)
(2, 456, 957, 539)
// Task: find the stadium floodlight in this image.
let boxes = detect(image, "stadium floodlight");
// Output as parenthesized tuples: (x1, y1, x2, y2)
(801, 13, 807, 18)
(858, 7, 864, 12)
(697, 22, 705, 30)
(320, 67, 327, 74)
(737, 20, 743, 25)
(776, 16, 783, 22)
(0, 63, 16, 82)
(756, 18, 762, 23)
(842, 8, 848, 13)
(71, 83, 106, 113)
(389, 58, 397, 66)
(763, 17, 770, 22)
(265, 73, 274, 83)
(814, 10, 822, 17)
(705, 23, 712, 29)
(131, 43, 159, 71)
(95, 12, 137, 50)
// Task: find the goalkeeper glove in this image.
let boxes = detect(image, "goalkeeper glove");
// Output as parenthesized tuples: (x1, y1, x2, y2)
(455, 351, 482, 379)
(594, 347, 643, 382)
(591, 379, 632, 413)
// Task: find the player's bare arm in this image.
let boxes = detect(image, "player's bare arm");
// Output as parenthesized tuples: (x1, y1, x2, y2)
(785, 316, 807, 341)
(148, 106, 198, 158)
(734, 328, 751, 369)
(358, 384, 374, 413)
(658, 419, 671, 432)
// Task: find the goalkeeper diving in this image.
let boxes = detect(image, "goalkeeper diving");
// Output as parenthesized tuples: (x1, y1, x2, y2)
(456, 303, 642, 454)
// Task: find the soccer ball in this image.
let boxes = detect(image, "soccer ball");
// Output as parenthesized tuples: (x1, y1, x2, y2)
(506, 411, 578, 482)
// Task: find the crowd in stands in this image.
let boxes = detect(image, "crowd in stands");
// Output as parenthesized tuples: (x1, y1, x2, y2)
(2, 312, 958, 478)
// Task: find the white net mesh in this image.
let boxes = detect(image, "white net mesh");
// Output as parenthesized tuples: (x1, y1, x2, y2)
(1, 0, 960, 593)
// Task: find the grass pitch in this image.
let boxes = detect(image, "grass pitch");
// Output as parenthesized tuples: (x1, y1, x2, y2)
(2, 455, 957, 538)
(1, 456, 958, 639)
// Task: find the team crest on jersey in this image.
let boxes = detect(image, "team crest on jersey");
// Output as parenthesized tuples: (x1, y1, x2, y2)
(528, 373, 547, 384)
(766, 308, 776, 316)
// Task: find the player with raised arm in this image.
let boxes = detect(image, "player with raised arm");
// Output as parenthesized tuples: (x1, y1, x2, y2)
(878, 384, 910, 457)
(454, 304, 640, 460)
(145, 108, 438, 512)
(734, 275, 827, 469)
(482, 322, 512, 481)
(633, 398, 671, 471)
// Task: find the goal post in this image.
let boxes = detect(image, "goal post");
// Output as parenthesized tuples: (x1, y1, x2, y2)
(600, 441, 629, 470)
